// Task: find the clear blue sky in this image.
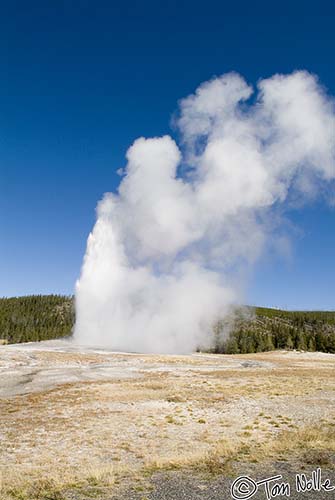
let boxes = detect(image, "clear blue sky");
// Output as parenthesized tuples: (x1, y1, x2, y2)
(0, 1, 334, 309)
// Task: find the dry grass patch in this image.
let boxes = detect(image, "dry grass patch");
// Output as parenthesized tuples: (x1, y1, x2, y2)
(0, 463, 131, 500)
(145, 423, 335, 476)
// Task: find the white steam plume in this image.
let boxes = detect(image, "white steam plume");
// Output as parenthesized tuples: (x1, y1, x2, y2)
(74, 71, 335, 353)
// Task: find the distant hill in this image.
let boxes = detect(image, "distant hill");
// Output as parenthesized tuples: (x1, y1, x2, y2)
(213, 306, 335, 354)
(0, 295, 334, 353)
(0, 295, 74, 344)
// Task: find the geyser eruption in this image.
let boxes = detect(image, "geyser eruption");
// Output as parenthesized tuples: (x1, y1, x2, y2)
(74, 71, 335, 353)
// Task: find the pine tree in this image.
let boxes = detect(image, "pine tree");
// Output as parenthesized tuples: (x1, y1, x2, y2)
(286, 335, 294, 350)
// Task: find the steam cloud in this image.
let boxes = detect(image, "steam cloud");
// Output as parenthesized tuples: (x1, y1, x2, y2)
(74, 71, 335, 353)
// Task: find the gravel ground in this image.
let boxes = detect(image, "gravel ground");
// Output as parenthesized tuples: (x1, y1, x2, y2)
(116, 465, 335, 500)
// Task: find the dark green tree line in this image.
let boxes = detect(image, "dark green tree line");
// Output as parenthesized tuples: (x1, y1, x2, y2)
(213, 307, 335, 354)
(0, 295, 74, 343)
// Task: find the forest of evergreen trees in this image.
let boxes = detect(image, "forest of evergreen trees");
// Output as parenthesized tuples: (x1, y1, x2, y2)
(0, 295, 334, 353)
(0, 295, 74, 343)
(213, 306, 335, 354)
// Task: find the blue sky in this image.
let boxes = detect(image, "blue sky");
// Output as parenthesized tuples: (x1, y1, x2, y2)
(0, 1, 334, 309)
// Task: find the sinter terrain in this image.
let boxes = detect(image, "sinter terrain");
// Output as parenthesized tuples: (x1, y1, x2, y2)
(0, 341, 334, 499)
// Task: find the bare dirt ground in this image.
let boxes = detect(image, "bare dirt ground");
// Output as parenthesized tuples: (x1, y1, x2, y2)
(0, 340, 334, 499)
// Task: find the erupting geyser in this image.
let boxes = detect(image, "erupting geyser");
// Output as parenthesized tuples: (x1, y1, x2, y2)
(74, 71, 335, 353)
